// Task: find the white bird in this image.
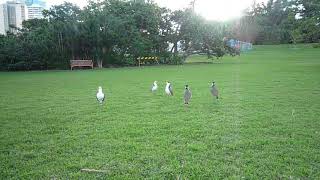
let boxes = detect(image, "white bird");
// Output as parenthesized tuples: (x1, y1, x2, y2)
(165, 81, 173, 96)
(151, 81, 158, 92)
(184, 85, 192, 105)
(96, 86, 105, 104)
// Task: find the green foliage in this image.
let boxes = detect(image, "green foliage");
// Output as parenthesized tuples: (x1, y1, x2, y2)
(231, 0, 320, 44)
(167, 55, 184, 65)
(293, 18, 320, 43)
(0, 0, 227, 70)
(312, 43, 320, 48)
(7, 61, 29, 71)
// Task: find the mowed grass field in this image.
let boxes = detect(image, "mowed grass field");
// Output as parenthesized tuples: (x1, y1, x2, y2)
(1, 44, 320, 179)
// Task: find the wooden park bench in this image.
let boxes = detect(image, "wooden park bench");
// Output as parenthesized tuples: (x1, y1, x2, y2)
(137, 56, 159, 67)
(70, 60, 93, 70)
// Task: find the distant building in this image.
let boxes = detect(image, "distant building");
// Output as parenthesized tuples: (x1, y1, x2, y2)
(7, 1, 26, 33)
(27, 3, 44, 19)
(0, 1, 26, 35)
(0, 0, 46, 35)
(0, 4, 9, 35)
(24, 0, 46, 19)
(25, 0, 46, 8)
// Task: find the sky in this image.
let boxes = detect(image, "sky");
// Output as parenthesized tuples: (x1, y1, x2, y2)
(0, 0, 268, 21)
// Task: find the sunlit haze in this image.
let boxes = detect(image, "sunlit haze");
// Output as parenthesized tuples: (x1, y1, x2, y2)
(157, 0, 267, 21)
(0, 0, 267, 21)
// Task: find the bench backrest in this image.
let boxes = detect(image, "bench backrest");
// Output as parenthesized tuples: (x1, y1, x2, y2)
(70, 60, 93, 66)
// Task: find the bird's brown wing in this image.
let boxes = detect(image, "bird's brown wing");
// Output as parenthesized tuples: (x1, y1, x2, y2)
(169, 84, 173, 95)
(184, 90, 191, 103)
(211, 87, 218, 96)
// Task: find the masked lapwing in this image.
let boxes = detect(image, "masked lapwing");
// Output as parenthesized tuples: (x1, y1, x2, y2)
(210, 82, 219, 99)
(184, 85, 192, 105)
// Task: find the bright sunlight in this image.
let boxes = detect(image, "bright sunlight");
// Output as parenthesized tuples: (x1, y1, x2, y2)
(156, 0, 267, 21)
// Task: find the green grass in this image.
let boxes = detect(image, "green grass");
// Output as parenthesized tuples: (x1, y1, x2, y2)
(1, 44, 320, 179)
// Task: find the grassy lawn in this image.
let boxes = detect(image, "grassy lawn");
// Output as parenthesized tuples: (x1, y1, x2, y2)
(0, 44, 320, 179)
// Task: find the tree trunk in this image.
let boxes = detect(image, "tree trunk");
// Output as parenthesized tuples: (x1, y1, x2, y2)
(99, 47, 109, 68)
(97, 58, 103, 68)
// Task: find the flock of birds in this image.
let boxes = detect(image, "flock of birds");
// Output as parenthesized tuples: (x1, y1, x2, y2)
(96, 81, 219, 105)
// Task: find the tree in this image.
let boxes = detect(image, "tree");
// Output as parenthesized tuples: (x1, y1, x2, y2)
(167, 9, 225, 61)
(232, 0, 319, 44)
(293, 0, 320, 43)
(0, 0, 235, 70)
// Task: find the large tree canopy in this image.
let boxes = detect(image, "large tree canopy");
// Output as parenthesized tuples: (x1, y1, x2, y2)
(229, 0, 320, 44)
(0, 0, 229, 70)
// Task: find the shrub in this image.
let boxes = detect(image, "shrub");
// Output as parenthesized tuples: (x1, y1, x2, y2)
(7, 61, 29, 71)
(167, 55, 184, 65)
(30, 61, 45, 70)
(120, 57, 136, 66)
(312, 43, 320, 48)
